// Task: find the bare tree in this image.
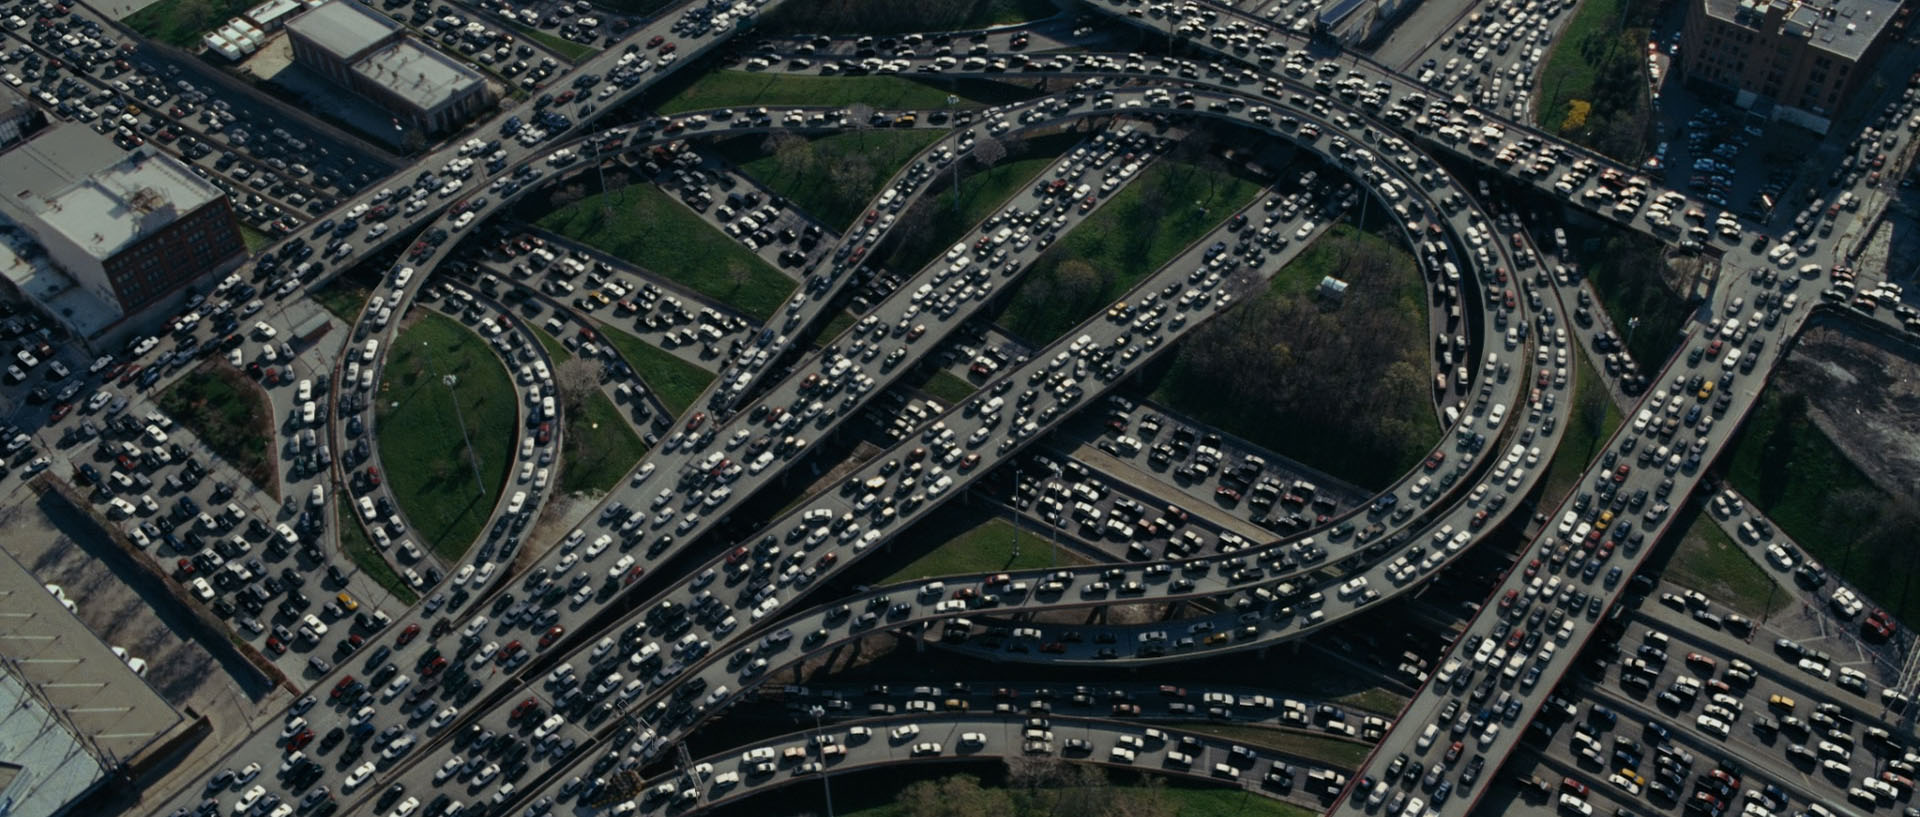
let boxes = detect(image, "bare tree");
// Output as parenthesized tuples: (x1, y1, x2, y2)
(554, 357, 601, 414)
(766, 131, 815, 181)
(971, 135, 1008, 169)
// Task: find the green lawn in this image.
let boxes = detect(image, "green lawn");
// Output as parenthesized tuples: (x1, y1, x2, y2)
(1333, 688, 1409, 716)
(805, 310, 857, 350)
(720, 129, 947, 229)
(659, 71, 1013, 115)
(1173, 723, 1369, 770)
(1542, 345, 1624, 500)
(537, 184, 793, 321)
(528, 323, 570, 363)
(1574, 230, 1691, 365)
(1144, 224, 1436, 489)
(1725, 388, 1920, 624)
(126, 0, 250, 48)
(1658, 511, 1787, 619)
(375, 313, 518, 562)
(759, 0, 1062, 34)
(313, 276, 376, 323)
(597, 322, 715, 417)
(999, 161, 1262, 346)
(560, 387, 648, 495)
(239, 225, 273, 255)
(922, 370, 977, 404)
(510, 23, 597, 62)
(885, 514, 1086, 583)
(337, 497, 416, 604)
(156, 364, 278, 499)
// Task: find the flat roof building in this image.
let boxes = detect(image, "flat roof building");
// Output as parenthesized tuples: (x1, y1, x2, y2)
(285, 0, 490, 136)
(0, 123, 245, 337)
(1678, 0, 1905, 132)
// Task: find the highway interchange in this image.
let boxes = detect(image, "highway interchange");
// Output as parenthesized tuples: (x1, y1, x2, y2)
(1, 0, 1916, 816)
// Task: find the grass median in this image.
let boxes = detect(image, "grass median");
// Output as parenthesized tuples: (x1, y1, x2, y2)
(509, 23, 597, 63)
(885, 131, 1082, 274)
(156, 364, 278, 500)
(1724, 388, 1918, 623)
(537, 184, 793, 322)
(597, 322, 715, 417)
(337, 496, 416, 604)
(313, 275, 376, 323)
(718, 129, 946, 229)
(375, 313, 516, 562)
(758, 0, 1061, 34)
(998, 160, 1261, 346)
(126, 0, 250, 48)
(1657, 510, 1786, 619)
(885, 511, 1087, 583)
(1172, 723, 1369, 770)
(1542, 345, 1624, 500)
(1144, 224, 1436, 490)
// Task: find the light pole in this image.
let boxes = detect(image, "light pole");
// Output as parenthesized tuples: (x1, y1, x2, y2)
(948, 94, 961, 214)
(1010, 470, 1021, 561)
(809, 705, 835, 817)
(420, 341, 486, 498)
(1626, 315, 1641, 353)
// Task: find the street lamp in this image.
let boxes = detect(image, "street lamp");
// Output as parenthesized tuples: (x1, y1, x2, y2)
(948, 94, 962, 214)
(1626, 316, 1641, 352)
(809, 705, 835, 817)
(420, 341, 486, 498)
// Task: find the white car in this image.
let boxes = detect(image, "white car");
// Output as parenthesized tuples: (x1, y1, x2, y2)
(343, 762, 377, 790)
(889, 724, 920, 742)
(232, 785, 266, 813)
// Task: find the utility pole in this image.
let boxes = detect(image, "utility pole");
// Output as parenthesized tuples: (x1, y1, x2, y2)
(420, 341, 486, 498)
(810, 705, 836, 817)
(1010, 470, 1021, 561)
(949, 95, 962, 214)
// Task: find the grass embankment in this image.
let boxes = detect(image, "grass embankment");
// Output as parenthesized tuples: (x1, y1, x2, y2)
(313, 276, 376, 323)
(534, 327, 647, 495)
(509, 23, 597, 62)
(758, 0, 1061, 34)
(537, 184, 793, 322)
(658, 71, 1024, 115)
(337, 497, 416, 604)
(806, 311, 858, 350)
(126, 0, 250, 48)
(375, 314, 516, 562)
(156, 364, 278, 499)
(239, 225, 273, 255)
(1000, 161, 1261, 346)
(885, 513, 1088, 583)
(1541, 346, 1624, 500)
(1725, 388, 1919, 623)
(1334, 688, 1410, 716)
(597, 322, 715, 417)
(718, 130, 946, 229)
(1535, 0, 1654, 160)
(1574, 229, 1691, 366)
(1657, 511, 1787, 619)
(1145, 224, 1435, 490)
(1173, 723, 1369, 770)
(921, 370, 977, 404)
(829, 774, 1313, 817)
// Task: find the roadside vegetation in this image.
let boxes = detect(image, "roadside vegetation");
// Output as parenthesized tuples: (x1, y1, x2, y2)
(1656, 509, 1787, 619)
(336, 497, 416, 604)
(920, 370, 977, 404)
(885, 131, 1082, 274)
(1536, 0, 1656, 160)
(1542, 346, 1623, 500)
(542, 345, 647, 495)
(596, 322, 715, 417)
(1173, 723, 1369, 770)
(127, 0, 250, 48)
(536, 184, 793, 321)
(156, 365, 278, 499)
(1144, 224, 1435, 490)
(312, 274, 376, 323)
(1725, 388, 1920, 623)
(375, 314, 517, 562)
(1569, 227, 1694, 366)
(885, 510, 1086, 583)
(1000, 160, 1262, 346)
(758, 0, 1061, 33)
(717, 130, 947, 228)
(509, 23, 597, 62)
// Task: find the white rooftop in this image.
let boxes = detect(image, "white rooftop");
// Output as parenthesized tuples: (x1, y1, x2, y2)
(0, 231, 122, 339)
(352, 37, 484, 110)
(285, 0, 398, 60)
(0, 123, 227, 261)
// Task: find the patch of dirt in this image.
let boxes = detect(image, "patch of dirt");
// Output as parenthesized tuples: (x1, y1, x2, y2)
(1779, 324, 1920, 498)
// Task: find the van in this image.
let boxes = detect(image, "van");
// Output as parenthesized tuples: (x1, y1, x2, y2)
(362, 339, 380, 363)
(1721, 348, 1742, 371)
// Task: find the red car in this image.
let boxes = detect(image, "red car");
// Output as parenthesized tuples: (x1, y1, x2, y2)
(686, 412, 706, 431)
(1215, 486, 1241, 503)
(265, 636, 286, 654)
(536, 422, 552, 445)
(623, 565, 645, 585)
(510, 697, 538, 722)
(49, 402, 72, 422)
(286, 728, 314, 752)
(421, 656, 448, 677)
(658, 42, 676, 54)
(1424, 452, 1445, 471)
(539, 625, 565, 649)
(646, 35, 663, 47)
(396, 623, 419, 645)
(330, 675, 356, 699)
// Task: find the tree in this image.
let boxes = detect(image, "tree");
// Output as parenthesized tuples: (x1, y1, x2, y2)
(554, 357, 601, 414)
(897, 774, 1014, 817)
(766, 131, 815, 183)
(971, 135, 1007, 169)
(828, 158, 876, 220)
(1561, 99, 1593, 134)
